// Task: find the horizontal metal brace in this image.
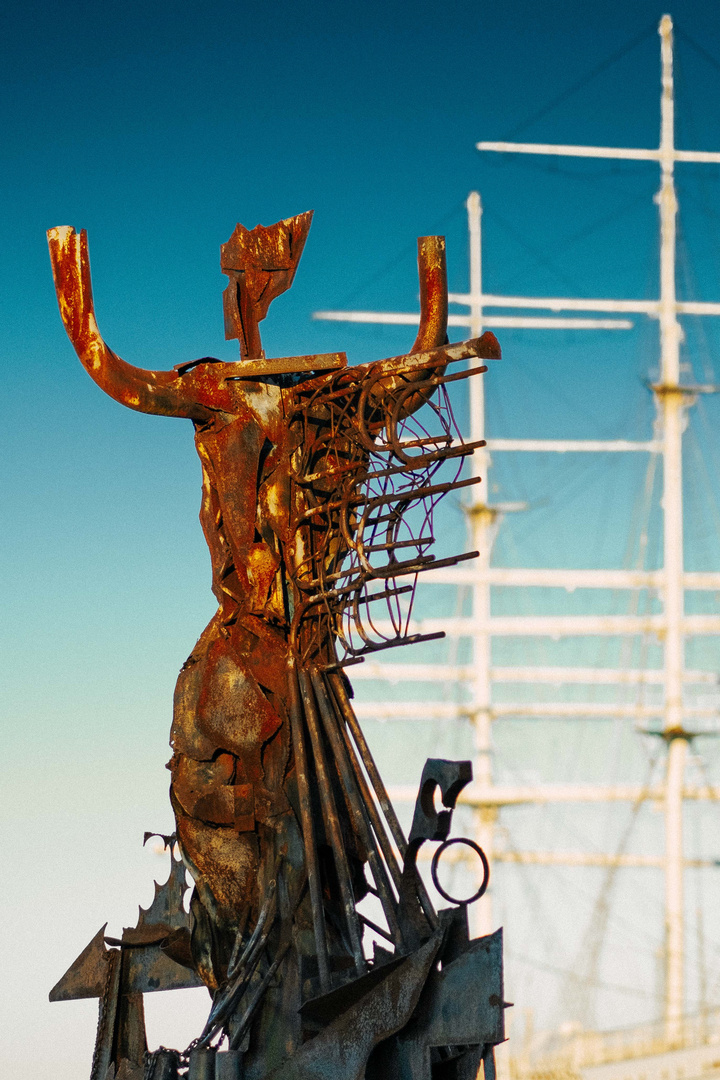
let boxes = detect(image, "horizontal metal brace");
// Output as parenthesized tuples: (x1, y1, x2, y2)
(486, 438, 662, 453)
(369, 615, 720, 637)
(492, 851, 717, 869)
(448, 292, 659, 314)
(352, 702, 719, 721)
(417, 567, 720, 590)
(476, 139, 720, 164)
(312, 310, 632, 331)
(387, 783, 720, 805)
(350, 664, 719, 686)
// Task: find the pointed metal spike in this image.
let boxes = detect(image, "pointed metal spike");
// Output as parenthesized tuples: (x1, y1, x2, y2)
(49, 924, 114, 1001)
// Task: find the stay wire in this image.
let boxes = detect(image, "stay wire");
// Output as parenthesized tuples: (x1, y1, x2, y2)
(502, 22, 659, 142)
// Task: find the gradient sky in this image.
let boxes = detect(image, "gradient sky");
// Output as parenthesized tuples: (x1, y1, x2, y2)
(5, 1, 720, 1075)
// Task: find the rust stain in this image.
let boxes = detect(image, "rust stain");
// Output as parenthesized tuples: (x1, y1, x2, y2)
(48, 213, 504, 1078)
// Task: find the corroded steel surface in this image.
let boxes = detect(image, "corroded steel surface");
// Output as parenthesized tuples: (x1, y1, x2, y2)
(48, 213, 505, 1079)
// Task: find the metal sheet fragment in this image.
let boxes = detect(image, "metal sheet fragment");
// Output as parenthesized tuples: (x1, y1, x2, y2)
(47, 210, 506, 1077)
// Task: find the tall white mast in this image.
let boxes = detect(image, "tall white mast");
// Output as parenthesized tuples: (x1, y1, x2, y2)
(657, 14, 687, 1039)
(466, 190, 496, 936)
(315, 13, 720, 1040)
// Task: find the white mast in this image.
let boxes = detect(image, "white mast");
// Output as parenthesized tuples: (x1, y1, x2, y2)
(466, 189, 496, 936)
(315, 13, 720, 1042)
(657, 13, 687, 1040)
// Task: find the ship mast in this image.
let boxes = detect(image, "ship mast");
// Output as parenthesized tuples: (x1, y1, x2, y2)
(657, 17, 687, 1038)
(315, 14, 720, 1040)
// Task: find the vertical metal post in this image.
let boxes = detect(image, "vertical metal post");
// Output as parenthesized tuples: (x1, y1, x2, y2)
(657, 13, 687, 1041)
(466, 191, 497, 937)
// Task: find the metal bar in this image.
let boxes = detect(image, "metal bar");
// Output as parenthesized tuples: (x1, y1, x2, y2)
(358, 912, 395, 943)
(328, 673, 408, 856)
(351, 663, 719, 685)
(325, 678, 405, 894)
(486, 438, 662, 452)
(327, 673, 438, 929)
(476, 140, 662, 160)
(286, 660, 330, 993)
(312, 311, 632, 330)
(350, 702, 720, 721)
(452, 295, 720, 318)
(298, 669, 365, 975)
(310, 670, 402, 947)
(388, 784, 664, 805)
(656, 13, 686, 1038)
(449, 293, 720, 317)
(492, 851, 717, 869)
(368, 615, 720, 636)
(449, 292, 659, 314)
(418, 567, 720, 589)
(228, 940, 292, 1051)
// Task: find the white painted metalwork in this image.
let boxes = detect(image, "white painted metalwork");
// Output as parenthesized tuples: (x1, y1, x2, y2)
(420, 568, 720, 588)
(314, 310, 634, 331)
(387, 784, 720, 806)
(485, 438, 662, 452)
(370, 615, 720, 636)
(352, 701, 720, 721)
(351, 664, 719, 685)
(312, 13, 720, 1038)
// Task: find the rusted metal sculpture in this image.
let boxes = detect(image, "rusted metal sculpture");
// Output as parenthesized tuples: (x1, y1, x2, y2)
(47, 213, 507, 1080)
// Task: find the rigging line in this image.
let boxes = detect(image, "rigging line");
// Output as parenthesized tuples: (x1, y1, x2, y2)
(562, 759, 661, 1023)
(323, 199, 467, 310)
(505, 457, 640, 550)
(482, 207, 578, 292)
(484, 157, 654, 184)
(502, 806, 663, 951)
(688, 410, 720, 552)
(676, 26, 720, 80)
(497, 827, 573, 962)
(499, 22, 658, 141)
(694, 398, 720, 513)
(685, 430, 720, 578)
(505, 948, 659, 1001)
(532, 842, 665, 951)
(674, 212, 718, 384)
(562, 189, 653, 248)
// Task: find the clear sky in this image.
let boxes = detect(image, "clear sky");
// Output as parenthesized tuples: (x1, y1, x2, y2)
(5, 1, 720, 1075)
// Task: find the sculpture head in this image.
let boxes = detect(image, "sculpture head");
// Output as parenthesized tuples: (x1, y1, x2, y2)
(221, 211, 314, 360)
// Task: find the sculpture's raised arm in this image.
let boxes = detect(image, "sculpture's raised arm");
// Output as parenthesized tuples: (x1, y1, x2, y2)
(47, 227, 211, 421)
(360, 235, 501, 420)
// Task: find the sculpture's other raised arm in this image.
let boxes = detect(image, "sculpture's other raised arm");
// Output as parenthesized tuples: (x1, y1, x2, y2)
(47, 227, 212, 421)
(361, 235, 501, 420)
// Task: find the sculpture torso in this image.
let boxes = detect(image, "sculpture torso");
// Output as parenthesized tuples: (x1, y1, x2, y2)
(46, 219, 501, 1074)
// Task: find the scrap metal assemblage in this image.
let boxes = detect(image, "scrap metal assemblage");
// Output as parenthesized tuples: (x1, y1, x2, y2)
(46, 211, 508, 1079)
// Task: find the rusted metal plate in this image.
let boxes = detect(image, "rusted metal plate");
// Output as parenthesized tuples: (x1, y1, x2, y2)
(264, 930, 443, 1080)
(367, 929, 506, 1079)
(223, 352, 347, 378)
(50, 924, 112, 1001)
(47, 210, 505, 1076)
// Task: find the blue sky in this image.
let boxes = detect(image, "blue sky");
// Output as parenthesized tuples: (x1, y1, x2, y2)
(5, 0, 720, 1074)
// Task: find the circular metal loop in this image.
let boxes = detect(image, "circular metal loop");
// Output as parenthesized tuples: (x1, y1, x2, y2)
(430, 837, 490, 906)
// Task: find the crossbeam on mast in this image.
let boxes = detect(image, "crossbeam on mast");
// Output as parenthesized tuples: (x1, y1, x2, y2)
(387, 784, 720, 806)
(369, 615, 720, 636)
(351, 664, 719, 685)
(353, 702, 720, 721)
(419, 568, 720, 588)
(486, 438, 661, 452)
(313, 310, 633, 331)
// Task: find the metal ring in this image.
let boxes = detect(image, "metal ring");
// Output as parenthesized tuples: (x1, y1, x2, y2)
(430, 837, 490, 906)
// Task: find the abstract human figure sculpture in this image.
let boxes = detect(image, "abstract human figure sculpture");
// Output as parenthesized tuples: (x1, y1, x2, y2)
(48, 214, 505, 1080)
